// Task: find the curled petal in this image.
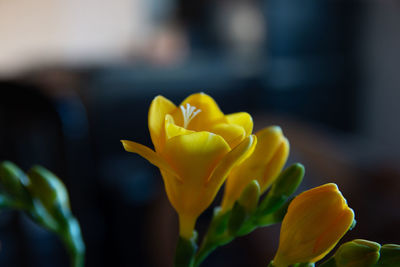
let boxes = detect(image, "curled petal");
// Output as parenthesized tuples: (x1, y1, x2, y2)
(260, 137, 289, 192)
(225, 112, 253, 137)
(165, 114, 194, 140)
(148, 95, 177, 152)
(121, 140, 180, 181)
(210, 123, 246, 148)
(206, 135, 257, 187)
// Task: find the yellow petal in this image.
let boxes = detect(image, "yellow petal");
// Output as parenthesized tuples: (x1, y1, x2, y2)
(259, 137, 289, 192)
(158, 132, 231, 225)
(210, 123, 246, 148)
(310, 208, 355, 262)
(225, 112, 253, 136)
(148, 95, 177, 152)
(121, 140, 180, 181)
(161, 131, 231, 185)
(165, 114, 194, 140)
(171, 92, 226, 131)
(206, 135, 257, 189)
(160, 169, 199, 239)
(204, 135, 257, 219)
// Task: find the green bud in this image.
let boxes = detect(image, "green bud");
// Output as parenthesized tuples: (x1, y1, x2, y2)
(258, 163, 304, 214)
(238, 180, 260, 214)
(333, 239, 381, 267)
(0, 161, 30, 202)
(27, 166, 71, 216)
(375, 244, 400, 266)
(270, 163, 305, 197)
(174, 232, 198, 267)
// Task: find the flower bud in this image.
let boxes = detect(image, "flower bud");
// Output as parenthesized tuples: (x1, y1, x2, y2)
(238, 180, 260, 214)
(333, 239, 381, 267)
(376, 244, 400, 266)
(222, 126, 289, 211)
(258, 163, 304, 214)
(27, 166, 71, 216)
(0, 161, 30, 202)
(272, 183, 355, 267)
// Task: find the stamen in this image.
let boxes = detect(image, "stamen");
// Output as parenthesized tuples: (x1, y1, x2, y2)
(180, 103, 201, 128)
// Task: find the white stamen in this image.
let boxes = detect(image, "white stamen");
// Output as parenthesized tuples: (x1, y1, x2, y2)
(180, 103, 201, 128)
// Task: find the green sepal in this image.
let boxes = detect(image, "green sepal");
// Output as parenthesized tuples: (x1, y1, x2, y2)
(211, 207, 231, 235)
(257, 163, 304, 215)
(0, 161, 31, 203)
(235, 198, 292, 237)
(374, 244, 400, 266)
(228, 202, 246, 235)
(174, 232, 198, 267)
(256, 197, 292, 227)
(228, 180, 260, 235)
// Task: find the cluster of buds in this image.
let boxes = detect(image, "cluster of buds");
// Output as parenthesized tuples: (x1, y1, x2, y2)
(0, 161, 85, 267)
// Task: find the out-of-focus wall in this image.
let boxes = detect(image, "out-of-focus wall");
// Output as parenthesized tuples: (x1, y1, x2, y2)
(0, 0, 149, 76)
(361, 0, 400, 159)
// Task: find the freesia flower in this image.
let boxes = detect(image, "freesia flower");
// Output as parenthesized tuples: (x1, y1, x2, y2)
(121, 93, 257, 239)
(272, 183, 355, 267)
(221, 126, 289, 211)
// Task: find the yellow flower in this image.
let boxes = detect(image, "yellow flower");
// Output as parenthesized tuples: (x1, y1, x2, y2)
(272, 183, 355, 267)
(121, 93, 257, 239)
(221, 126, 289, 211)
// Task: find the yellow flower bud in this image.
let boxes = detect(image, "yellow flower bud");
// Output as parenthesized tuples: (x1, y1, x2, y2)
(272, 183, 355, 267)
(221, 126, 289, 212)
(121, 93, 257, 239)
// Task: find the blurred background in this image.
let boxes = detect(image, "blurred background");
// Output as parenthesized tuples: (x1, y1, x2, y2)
(0, 0, 400, 266)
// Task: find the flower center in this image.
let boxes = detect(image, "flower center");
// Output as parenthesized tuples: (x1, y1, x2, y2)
(180, 103, 201, 129)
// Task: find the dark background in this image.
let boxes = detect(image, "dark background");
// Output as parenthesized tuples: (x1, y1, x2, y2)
(0, 0, 400, 266)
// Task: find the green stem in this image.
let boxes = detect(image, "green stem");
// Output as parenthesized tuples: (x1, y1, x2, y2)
(174, 235, 197, 267)
(70, 249, 85, 267)
(193, 208, 232, 267)
(194, 233, 232, 267)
